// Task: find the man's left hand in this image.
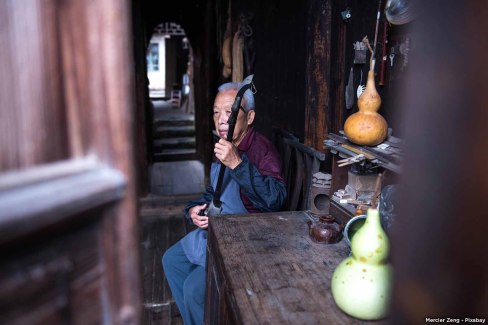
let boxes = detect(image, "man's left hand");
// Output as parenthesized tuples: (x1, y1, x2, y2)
(214, 139, 242, 169)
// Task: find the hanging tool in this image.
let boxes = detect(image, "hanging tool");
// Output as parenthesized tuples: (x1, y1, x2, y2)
(372, 0, 383, 64)
(357, 69, 365, 98)
(345, 67, 355, 110)
(389, 46, 395, 68)
(379, 20, 389, 86)
(204, 75, 255, 216)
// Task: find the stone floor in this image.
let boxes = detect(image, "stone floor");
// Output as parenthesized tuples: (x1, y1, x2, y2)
(149, 99, 203, 195)
(150, 160, 205, 195)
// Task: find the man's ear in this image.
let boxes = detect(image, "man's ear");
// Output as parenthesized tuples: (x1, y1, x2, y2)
(247, 110, 255, 125)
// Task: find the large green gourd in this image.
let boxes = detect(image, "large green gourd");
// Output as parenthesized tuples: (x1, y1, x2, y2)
(331, 208, 392, 320)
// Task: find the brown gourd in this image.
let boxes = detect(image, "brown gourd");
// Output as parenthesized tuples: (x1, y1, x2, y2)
(344, 63, 388, 146)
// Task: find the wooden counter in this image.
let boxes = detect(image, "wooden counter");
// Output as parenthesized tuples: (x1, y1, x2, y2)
(205, 211, 386, 324)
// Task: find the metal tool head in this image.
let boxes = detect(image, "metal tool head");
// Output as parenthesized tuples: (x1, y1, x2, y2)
(206, 200, 222, 217)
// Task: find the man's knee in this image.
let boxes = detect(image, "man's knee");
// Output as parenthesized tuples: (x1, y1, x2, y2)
(183, 269, 206, 305)
(162, 245, 177, 273)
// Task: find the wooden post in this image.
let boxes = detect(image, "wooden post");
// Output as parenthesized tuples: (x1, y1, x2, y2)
(304, 0, 332, 152)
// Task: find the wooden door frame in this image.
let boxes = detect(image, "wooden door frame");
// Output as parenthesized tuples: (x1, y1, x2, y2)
(0, 0, 142, 322)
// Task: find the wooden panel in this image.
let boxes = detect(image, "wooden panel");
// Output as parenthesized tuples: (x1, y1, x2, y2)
(0, 157, 126, 246)
(305, 0, 331, 151)
(0, 220, 105, 324)
(1, 0, 141, 323)
(57, 0, 142, 321)
(0, 0, 68, 170)
(329, 3, 347, 135)
(389, 1, 488, 322)
(206, 211, 386, 324)
(131, 0, 151, 196)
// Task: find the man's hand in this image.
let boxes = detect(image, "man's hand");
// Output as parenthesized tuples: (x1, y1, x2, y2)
(189, 203, 208, 229)
(214, 139, 242, 169)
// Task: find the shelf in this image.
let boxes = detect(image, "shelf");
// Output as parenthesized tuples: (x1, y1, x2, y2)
(324, 132, 403, 173)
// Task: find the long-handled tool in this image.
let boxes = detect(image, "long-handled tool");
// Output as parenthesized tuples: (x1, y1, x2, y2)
(205, 75, 255, 216)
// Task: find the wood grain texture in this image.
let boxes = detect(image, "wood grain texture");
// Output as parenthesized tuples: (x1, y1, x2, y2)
(390, 1, 488, 321)
(0, 221, 104, 324)
(305, 0, 331, 152)
(0, 161, 126, 246)
(57, 0, 142, 321)
(206, 211, 387, 324)
(0, 0, 68, 170)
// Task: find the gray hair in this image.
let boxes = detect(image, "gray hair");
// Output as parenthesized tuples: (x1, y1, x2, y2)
(217, 82, 255, 112)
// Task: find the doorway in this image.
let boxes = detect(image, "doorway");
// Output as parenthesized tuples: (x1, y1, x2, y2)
(145, 22, 204, 195)
(141, 24, 204, 323)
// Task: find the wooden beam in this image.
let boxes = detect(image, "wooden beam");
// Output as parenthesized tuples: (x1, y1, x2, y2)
(304, 0, 331, 151)
(0, 157, 126, 246)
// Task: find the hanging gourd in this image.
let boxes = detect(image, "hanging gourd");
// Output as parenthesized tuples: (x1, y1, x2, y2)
(344, 37, 388, 146)
(222, 6, 232, 78)
(232, 30, 244, 83)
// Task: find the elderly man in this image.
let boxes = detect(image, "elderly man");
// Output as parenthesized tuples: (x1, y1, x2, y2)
(162, 78, 286, 324)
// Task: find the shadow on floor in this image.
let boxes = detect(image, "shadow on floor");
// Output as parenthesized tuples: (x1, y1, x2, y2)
(150, 161, 205, 196)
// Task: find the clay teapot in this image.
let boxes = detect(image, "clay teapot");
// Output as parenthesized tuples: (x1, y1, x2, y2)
(307, 214, 344, 244)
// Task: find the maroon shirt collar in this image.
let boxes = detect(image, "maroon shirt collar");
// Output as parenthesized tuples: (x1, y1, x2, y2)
(237, 127, 255, 153)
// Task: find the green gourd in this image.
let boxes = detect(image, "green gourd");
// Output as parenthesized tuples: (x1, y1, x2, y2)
(331, 208, 392, 320)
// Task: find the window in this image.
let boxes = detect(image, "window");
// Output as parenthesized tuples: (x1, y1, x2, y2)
(147, 43, 159, 71)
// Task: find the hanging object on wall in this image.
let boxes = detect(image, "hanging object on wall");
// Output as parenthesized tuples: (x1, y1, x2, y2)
(378, 20, 389, 86)
(239, 12, 255, 76)
(222, 4, 232, 78)
(353, 41, 368, 65)
(357, 70, 365, 99)
(341, 8, 352, 23)
(222, 36, 232, 78)
(385, 0, 414, 25)
(232, 30, 244, 82)
(399, 36, 411, 70)
(345, 67, 355, 110)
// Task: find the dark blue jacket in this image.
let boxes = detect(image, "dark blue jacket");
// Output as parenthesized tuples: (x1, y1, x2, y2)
(184, 127, 286, 219)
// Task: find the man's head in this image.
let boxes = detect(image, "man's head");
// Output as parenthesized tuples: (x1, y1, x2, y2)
(213, 81, 255, 146)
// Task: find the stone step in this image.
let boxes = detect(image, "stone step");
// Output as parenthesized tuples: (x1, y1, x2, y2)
(154, 125, 195, 138)
(153, 149, 197, 162)
(154, 117, 194, 128)
(154, 137, 196, 150)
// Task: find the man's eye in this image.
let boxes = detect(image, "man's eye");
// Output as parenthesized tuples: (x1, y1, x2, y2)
(213, 111, 218, 115)
(226, 111, 231, 116)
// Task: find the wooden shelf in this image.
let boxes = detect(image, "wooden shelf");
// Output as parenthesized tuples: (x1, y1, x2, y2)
(324, 132, 403, 174)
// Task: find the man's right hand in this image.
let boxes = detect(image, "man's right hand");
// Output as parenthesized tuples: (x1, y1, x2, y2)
(189, 203, 208, 229)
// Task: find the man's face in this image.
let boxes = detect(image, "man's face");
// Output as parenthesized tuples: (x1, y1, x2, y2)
(213, 90, 255, 145)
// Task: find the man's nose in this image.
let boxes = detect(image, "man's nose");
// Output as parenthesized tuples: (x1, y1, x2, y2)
(218, 114, 228, 124)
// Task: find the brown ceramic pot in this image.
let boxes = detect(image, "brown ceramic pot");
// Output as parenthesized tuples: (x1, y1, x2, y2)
(307, 214, 344, 244)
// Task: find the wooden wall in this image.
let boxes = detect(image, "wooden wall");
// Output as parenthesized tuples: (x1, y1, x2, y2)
(213, 0, 401, 154)
(391, 1, 488, 321)
(228, 0, 309, 142)
(0, 0, 142, 323)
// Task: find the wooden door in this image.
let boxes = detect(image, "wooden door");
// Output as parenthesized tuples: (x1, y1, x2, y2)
(0, 0, 141, 324)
